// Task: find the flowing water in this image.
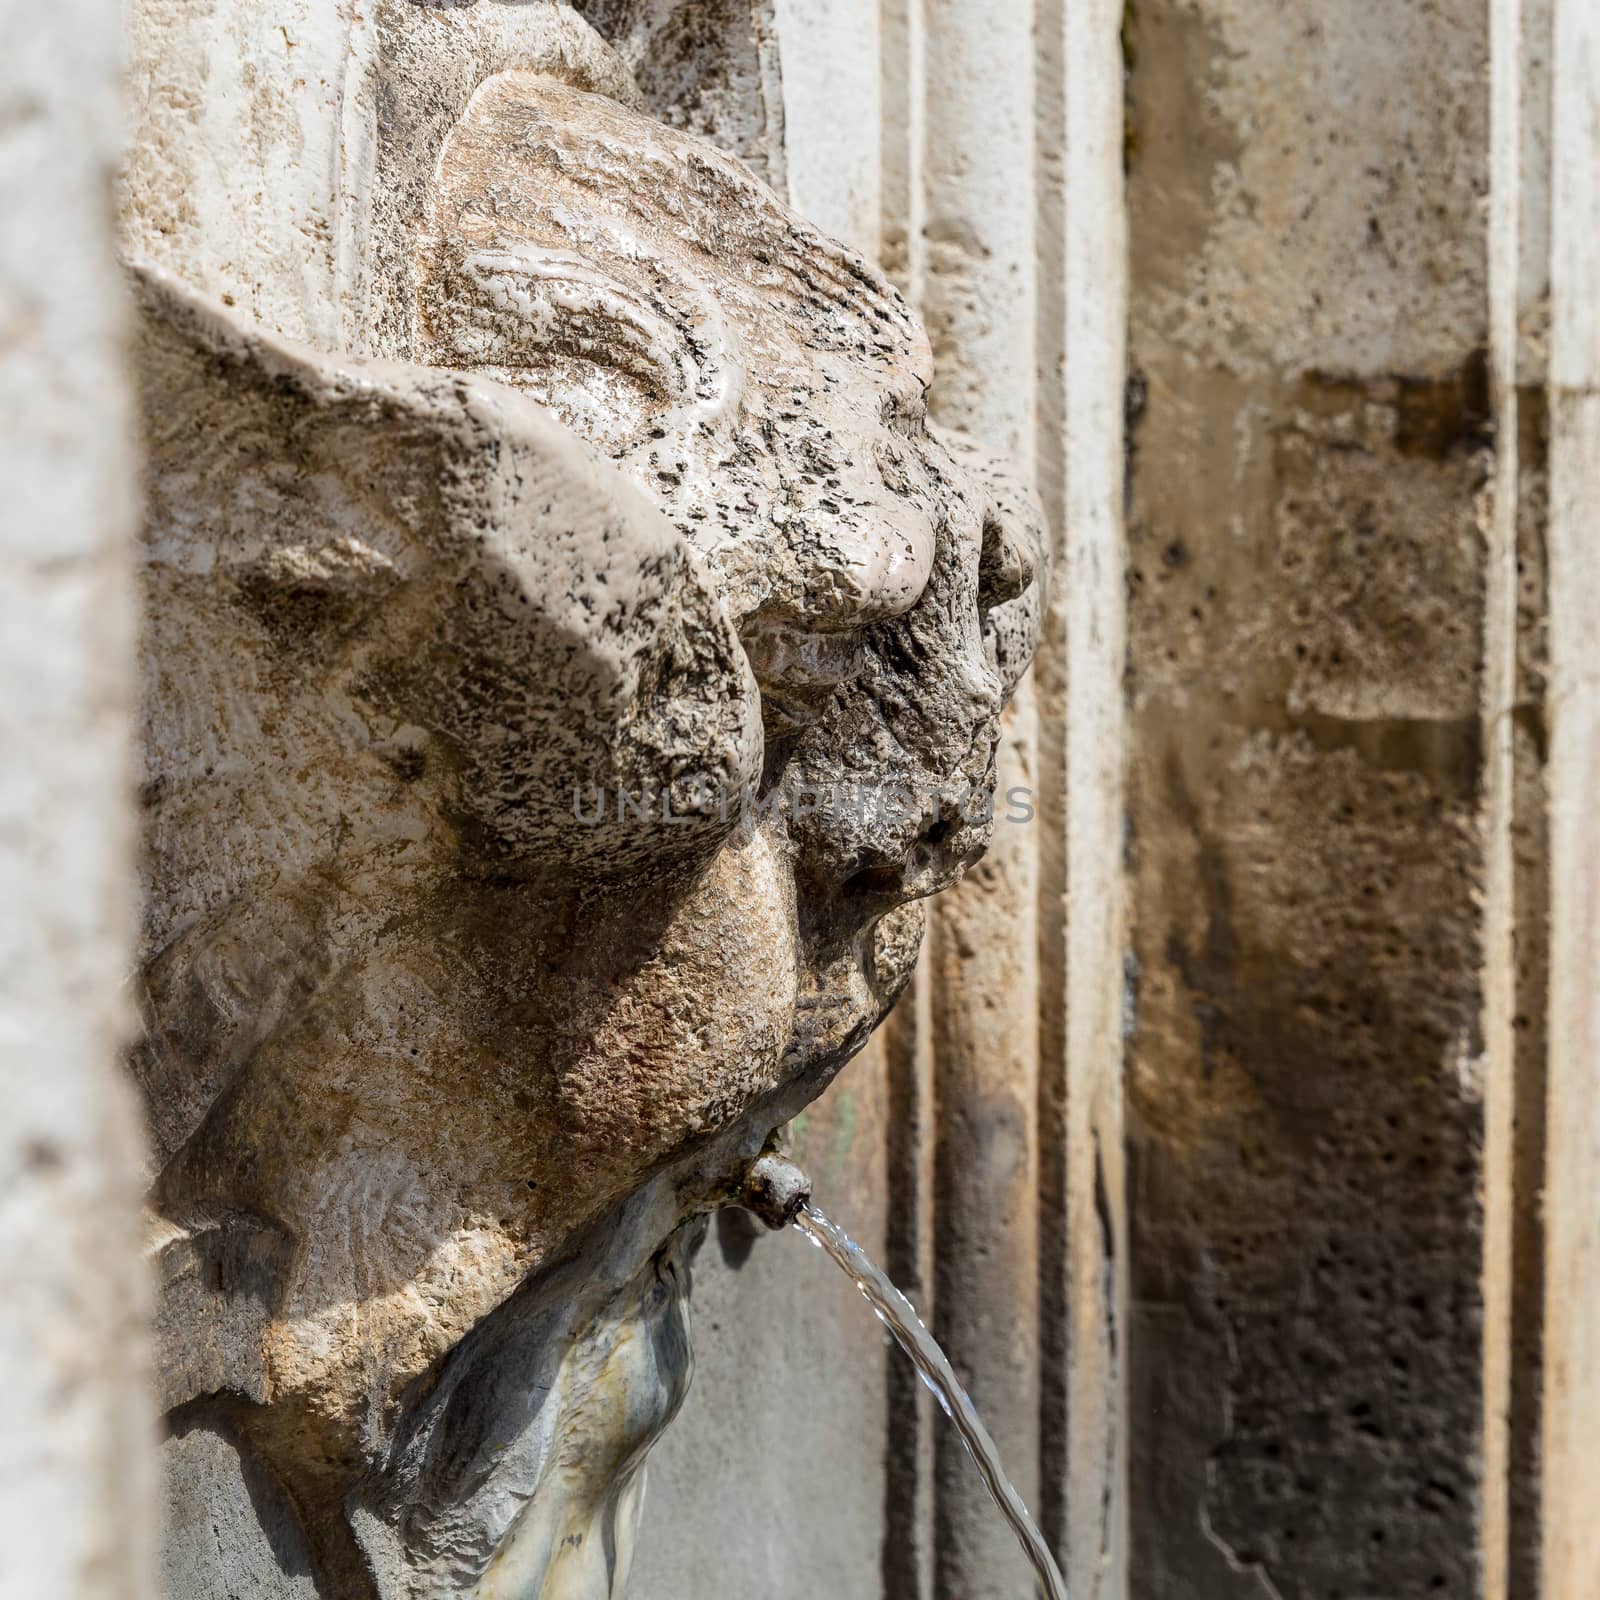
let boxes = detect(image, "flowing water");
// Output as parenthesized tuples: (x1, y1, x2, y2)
(794, 1204, 1068, 1600)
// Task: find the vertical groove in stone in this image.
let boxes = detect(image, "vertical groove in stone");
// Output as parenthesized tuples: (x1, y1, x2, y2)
(1507, 409, 1550, 1599)
(751, 0, 788, 195)
(1033, 3, 1135, 1588)
(1501, 8, 1553, 1592)
(878, 0, 922, 300)
(918, 6, 1042, 1596)
(1482, 0, 1524, 1591)
(929, 697, 1042, 1600)
(1057, 1, 1132, 1594)
(1033, 0, 1074, 1566)
(881, 966, 938, 1600)
(879, 6, 933, 1596)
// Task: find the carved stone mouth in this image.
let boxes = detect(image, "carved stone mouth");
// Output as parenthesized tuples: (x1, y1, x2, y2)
(811, 738, 999, 915)
(838, 820, 986, 913)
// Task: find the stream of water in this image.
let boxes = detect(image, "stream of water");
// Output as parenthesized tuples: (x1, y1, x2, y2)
(794, 1204, 1069, 1600)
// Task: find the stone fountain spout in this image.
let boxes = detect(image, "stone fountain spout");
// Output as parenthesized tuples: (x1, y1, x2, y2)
(740, 1152, 815, 1231)
(122, 4, 1045, 1595)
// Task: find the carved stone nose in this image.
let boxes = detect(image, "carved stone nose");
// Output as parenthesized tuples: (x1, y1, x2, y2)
(930, 423, 1047, 619)
(979, 509, 1038, 607)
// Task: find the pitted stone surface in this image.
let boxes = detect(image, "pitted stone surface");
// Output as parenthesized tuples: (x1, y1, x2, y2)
(1124, 1, 1494, 1594)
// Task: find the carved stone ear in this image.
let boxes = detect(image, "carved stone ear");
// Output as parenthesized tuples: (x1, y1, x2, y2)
(131, 259, 761, 941)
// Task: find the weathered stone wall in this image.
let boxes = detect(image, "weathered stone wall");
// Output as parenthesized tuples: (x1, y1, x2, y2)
(0, 1, 151, 1595)
(631, 1060, 894, 1596)
(1121, 1, 1556, 1595)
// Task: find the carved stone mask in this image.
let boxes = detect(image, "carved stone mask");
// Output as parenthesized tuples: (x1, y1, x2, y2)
(414, 69, 1043, 914)
(125, 6, 1044, 1596)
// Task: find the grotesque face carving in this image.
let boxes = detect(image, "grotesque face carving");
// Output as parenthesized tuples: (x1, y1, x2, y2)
(130, 26, 1042, 1600)
(418, 70, 1040, 901)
